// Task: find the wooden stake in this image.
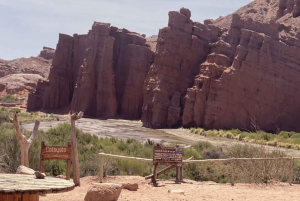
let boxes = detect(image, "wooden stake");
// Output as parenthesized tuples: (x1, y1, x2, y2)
(176, 166, 180, 183)
(180, 166, 183, 181)
(11, 112, 40, 167)
(70, 111, 83, 187)
(99, 153, 104, 183)
(289, 157, 294, 185)
(152, 164, 158, 185)
(230, 158, 235, 186)
(66, 141, 72, 180)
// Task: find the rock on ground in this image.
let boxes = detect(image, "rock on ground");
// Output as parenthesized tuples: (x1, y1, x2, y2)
(84, 183, 122, 201)
(16, 165, 35, 175)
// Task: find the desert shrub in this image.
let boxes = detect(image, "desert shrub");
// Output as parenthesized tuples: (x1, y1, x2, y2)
(0, 94, 20, 103)
(227, 144, 289, 184)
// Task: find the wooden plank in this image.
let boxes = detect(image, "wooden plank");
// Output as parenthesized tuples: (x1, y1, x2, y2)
(145, 165, 175, 180)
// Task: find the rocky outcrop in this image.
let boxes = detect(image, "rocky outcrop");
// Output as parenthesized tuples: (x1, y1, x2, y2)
(146, 35, 158, 52)
(141, 7, 218, 128)
(38, 46, 55, 60)
(142, 0, 300, 132)
(28, 0, 300, 132)
(0, 74, 44, 98)
(28, 22, 154, 119)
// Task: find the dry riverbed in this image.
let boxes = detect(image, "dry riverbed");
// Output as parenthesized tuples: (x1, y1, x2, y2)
(22, 115, 300, 157)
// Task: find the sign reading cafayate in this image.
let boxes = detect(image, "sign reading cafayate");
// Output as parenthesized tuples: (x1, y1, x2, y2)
(153, 146, 183, 165)
(41, 141, 72, 160)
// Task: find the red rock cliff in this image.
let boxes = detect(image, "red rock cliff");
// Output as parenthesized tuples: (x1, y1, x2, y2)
(29, 0, 300, 132)
(142, 0, 300, 132)
(28, 22, 154, 119)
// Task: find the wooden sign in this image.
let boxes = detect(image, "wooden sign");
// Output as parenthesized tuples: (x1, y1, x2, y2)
(153, 146, 183, 166)
(40, 141, 72, 180)
(40, 141, 72, 160)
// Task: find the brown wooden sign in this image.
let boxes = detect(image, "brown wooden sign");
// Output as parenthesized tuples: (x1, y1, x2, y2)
(40, 141, 72, 180)
(153, 146, 183, 166)
(40, 141, 72, 160)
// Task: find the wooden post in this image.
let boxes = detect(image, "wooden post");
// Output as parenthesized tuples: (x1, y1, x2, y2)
(71, 111, 83, 187)
(289, 157, 294, 185)
(99, 153, 104, 183)
(180, 166, 183, 181)
(152, 164, 158, 185)
(40, 141, 45, 173)
(11, 112, 40, 167)
(230, 158, 235, 186)
(175, 166, 180, 183)
(66, 141, 72, 180)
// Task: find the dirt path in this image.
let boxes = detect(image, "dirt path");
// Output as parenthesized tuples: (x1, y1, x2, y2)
(22, 115, 300, 157)
(40, 176, 300, 201)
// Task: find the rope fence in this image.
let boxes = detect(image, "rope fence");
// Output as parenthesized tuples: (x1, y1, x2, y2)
(98, 152, 300, 185)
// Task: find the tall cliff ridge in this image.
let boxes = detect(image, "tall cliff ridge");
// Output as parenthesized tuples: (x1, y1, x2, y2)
(143, 0, 300, 132)
(28, 22, 154, 118)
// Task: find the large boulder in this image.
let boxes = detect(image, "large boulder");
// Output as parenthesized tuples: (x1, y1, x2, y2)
(84, 183, 122, 201)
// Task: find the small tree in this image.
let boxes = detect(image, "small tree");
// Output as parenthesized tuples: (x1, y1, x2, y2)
(10, 112, 40, 167)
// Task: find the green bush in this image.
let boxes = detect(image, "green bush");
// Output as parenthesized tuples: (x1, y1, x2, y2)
(0, 94, 20, 103)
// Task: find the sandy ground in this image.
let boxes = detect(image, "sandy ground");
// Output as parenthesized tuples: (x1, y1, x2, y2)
(40, 176, 300, 201)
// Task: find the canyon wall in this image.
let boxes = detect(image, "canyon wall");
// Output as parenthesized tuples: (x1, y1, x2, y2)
(143, 0, 300, 132)
(28, 22, 154, 119)
(28, 0, 300, 132)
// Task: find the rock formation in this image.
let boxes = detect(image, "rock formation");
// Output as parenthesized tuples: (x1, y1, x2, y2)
(0, 74, 44, 97)
(143, 0, 300, 132)
(0, 47, 54, 102)
(0, 47, 54, 78)
(142, 7, 218, 128)
(28, 22, 154, 119)
(28, 0, 300, 132)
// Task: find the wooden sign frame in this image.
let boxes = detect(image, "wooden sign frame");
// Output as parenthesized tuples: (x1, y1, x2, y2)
(153, 146, 183, 166)
(40, 141, 72, 180)
(152, 146, 183, 185)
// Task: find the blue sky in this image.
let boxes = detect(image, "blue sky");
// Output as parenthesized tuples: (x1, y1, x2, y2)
(0, 0, 252, 60)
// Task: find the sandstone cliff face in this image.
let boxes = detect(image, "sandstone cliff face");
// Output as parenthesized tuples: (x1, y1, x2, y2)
(28, 0, 300, 132)
(28, 22, 153, 119)
(142, 8, 219, 128)
(142, 0, 300, 132)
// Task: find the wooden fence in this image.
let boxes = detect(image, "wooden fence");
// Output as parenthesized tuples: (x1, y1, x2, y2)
(98, 152, 300, 185)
